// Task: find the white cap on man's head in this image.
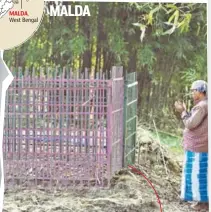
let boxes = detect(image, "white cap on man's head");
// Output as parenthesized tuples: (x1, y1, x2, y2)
(191, 80, 207, 93)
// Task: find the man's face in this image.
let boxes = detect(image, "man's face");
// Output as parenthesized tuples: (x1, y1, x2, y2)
(191, 89, 200, 101)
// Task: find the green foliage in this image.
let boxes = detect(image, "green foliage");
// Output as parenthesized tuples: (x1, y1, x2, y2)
(137, 44, 156, 73)
(105, 19, 128, 63)
(151, 131, 183, 154)
(68, 35, 87, 56)
(4, 2, 207, 134)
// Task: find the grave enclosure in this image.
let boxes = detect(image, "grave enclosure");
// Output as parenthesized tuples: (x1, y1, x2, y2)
(3, 66, 138, 189)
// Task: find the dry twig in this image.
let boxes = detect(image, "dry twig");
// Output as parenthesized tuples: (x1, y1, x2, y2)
(153, 120, 169, 176)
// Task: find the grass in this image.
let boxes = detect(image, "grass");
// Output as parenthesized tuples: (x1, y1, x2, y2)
(151, 131, 183, 155)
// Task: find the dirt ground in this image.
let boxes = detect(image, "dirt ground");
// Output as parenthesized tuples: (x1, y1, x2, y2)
(3, 171, 197, 212)
(3, 127, 205, 212)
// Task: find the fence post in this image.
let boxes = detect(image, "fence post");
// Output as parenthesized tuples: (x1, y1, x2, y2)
(123, 69, 127, 167)
(107, 66, 124, 179)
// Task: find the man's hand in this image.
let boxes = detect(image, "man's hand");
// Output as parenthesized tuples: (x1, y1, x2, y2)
(174, 101, 186, 113)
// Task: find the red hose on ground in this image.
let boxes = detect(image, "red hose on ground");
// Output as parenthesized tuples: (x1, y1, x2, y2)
(128, 165, 163, 212)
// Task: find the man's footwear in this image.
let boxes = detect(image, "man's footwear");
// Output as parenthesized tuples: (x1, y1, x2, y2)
(190, 202, 209, 211)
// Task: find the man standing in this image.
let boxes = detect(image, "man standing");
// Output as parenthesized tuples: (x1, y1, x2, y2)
(175, 80, 208, 211)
